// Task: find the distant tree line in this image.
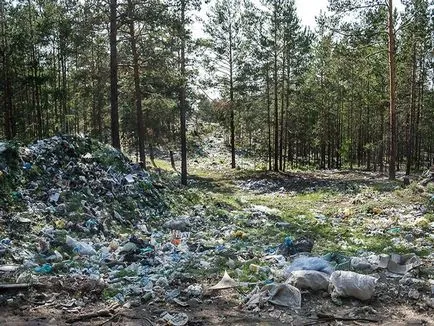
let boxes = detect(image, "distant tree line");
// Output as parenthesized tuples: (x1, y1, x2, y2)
(0, 0, 433, 181)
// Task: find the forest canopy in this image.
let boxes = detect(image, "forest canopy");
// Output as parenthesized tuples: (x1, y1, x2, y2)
(0, 0, 433, 181)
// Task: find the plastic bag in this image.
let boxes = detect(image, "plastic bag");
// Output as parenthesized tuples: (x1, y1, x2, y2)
(287, 270, 330, 291)
(66, 235, 97, 256)
(267, 283, 301, 308)
(246, 283, 301, 309)
(284, 257, 334, 277)
(329, 271, 377, 301)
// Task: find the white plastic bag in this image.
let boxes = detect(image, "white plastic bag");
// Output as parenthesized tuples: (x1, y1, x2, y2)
(66, 235, 97, 256)
(329, 271, 377, 301)
(287, 270, 330, 291)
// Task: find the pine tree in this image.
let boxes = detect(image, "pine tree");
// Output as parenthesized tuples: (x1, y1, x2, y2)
(204, 0, 245, 169)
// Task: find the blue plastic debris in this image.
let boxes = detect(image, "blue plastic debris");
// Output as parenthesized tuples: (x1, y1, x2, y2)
(284, 236, 293, 247)
(34, 263, 53, 274)
(277, 236, 314, 257)
(215, 245, 226, 252)
(264, 247, 276, 254)
(0, 238, 11, 245)
(284, 257, 334, 277)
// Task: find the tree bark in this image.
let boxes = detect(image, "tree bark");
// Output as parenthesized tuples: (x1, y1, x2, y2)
(179, 0, 187, 185)
(1, 0, 13, 140)
(379, 106, 385, 172)
(110, 0, 121, 149)
(415, 57, 424, 171)
(388, 0, 397, 180)
(406, 41, 417, 175)
(273, 5, 279, 172)
(279, 51, 285, 170)
(266, 64, 271, 171)
(283, 61, 290, 172)
(229, 24, 235, 169)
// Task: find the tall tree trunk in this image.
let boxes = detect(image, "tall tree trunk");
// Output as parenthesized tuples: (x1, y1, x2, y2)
(415, 58, 424, 171)
(229, 25, 235, 169)
(337, 90, 343, 169)
(1, 0, 13, 140)
(60, 52, 67, 132)
(266, 64, 271, 171)
(149, 143, 156, 168)
(279, 51, 285, 170)
(273, 6, 279, 172)
(110, 0, 120, 149)
(387, 0, 397, 180)
(367, 103, 371, 170)
(3, 73, 13, 139)
(406, 41, 417, 175)
(169, 150, 176, 171)
(379, 106, 385, 172)
(283, 62, 290, 172)
(52, 40, 59, 133)
(357, 109, 362, 167)
(179, 0, 187, 185)
(128, 0, 146, 168)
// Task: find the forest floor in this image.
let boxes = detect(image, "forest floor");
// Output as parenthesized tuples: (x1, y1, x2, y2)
(1, 127, 433, 325)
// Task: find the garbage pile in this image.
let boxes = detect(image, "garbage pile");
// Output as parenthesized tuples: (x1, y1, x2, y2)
(0, 136, 175, 302)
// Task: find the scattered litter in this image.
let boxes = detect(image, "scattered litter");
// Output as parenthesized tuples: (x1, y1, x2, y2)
(209, 271, 239, 290)
(0, 134, 432, 322)
(249, 264, 270, 273)
(387, 253, 422, 275)
(49, 191, 60, 203)
(34, 263, 53, 274)
(186, 284, 203, 297)
(163, 218, 191, 231)
(160, 311, 189, 326)
(322, 252, 351, 270)
(408, 288, 420, 300)
(124, 174, 135, 183)
(65, 236, 97, 256)
(0, 265, 20, 273)
(277, 236, 314, 256)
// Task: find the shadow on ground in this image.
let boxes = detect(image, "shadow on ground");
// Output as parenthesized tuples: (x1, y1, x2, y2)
(190, 169, 401, 196)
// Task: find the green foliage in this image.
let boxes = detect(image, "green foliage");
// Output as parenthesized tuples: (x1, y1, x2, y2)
(0, 0, 433, 179)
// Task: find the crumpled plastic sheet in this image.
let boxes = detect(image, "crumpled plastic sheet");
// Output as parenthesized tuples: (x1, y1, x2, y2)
(246, 283, 301, 309)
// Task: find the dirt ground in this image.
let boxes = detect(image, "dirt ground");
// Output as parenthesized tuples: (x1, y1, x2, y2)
(0, 273, 433, 326)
